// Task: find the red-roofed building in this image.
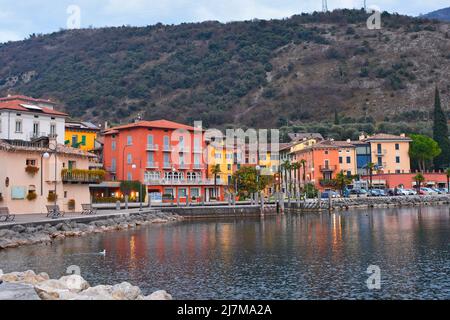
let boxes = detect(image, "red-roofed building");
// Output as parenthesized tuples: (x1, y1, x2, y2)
(0, 95, 68, 144)
(103, 120, 225, 203)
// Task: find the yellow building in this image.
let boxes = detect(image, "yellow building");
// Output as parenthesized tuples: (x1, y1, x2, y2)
(207, 141, 235, 186)
(362, 133, 412, 174)
(64, 121, 100, 152)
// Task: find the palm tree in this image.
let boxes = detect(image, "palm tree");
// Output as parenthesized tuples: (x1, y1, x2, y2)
(334, 171, 353, 196)
(413, 173, 425, 194)
(211, 164, 222, 200)
(300, 159, 307, 188)
(446, 168, 450, 194)
(281, 160, 291, 194)
(366, 162, 376, 190)
(291, 162, 300, 196)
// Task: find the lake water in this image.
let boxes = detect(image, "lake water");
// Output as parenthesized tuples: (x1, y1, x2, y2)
(0, 206, 449, 299)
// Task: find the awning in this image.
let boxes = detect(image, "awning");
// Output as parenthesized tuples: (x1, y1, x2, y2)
(89, 181, 121, 188)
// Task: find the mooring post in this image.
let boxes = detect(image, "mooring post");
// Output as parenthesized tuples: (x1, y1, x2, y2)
(317, 192, 321, 211)
(260, 192, 265, 216)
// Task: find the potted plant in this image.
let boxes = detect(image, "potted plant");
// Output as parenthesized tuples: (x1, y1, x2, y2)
(68, 199, 75, 211)
(25, 165, 40, 175)
(47, 192, 58, 202)
(26, 191, 37, 201)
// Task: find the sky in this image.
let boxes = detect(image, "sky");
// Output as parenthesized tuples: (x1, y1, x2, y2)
(0, 0, 448, 43)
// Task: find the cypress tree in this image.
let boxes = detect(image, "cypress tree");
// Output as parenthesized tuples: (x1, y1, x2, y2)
(334, 109, 340, 125)
(433, 87, 450, 169)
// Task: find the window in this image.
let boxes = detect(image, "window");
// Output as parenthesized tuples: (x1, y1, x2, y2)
(179, 188, 187, 198)
(50, 123, 56, 136)
(81, 136, 86, 146)
(127, 153, 132, 164)
(324, 150, 329, 155)
(377, 144, 382, 154)
(347, 171, 352, 177)
(64, 191, 68, 199)
(191, 188, 200, 198)
(164, 136, 170, 149)
(71, 135, 78, 147)
(68, 161, 76, 170)
(227, 164, 232, 171)
(194, 154, 201, 165)
(15, 120, 22, 133)
(127, 172, 132, 181)
(346, 157, 351, 164)
(147, 152, 155, 166)
(26, 159, 37, 166)
(339, 157, 343, 164)
(377, 157, 383, 166)
(147, 134, 154, 146)
(395, 143, 400, 150)
(164, 153, 171, 166)
(127, 136, 133, 145)
(111, 141, 116, 151)
(111, 158, 117, 171)
(396, 156, 400, 164)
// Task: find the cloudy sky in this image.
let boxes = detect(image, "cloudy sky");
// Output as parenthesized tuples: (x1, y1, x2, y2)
(0, 0, 448, 43)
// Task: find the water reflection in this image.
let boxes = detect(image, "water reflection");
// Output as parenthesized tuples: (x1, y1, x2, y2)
(0, 206, 449, 299)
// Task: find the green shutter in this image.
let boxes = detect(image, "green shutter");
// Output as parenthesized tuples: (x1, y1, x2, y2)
(81, 136, 87, 146)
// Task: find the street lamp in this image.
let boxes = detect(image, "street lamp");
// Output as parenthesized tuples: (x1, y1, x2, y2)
(132, 162, 145, 212)
(256, 165, 261, 202)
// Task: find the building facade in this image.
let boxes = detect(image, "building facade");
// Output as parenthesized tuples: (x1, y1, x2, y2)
(65, 121, 100, 151)
(0, 95, 67, 144)
(0, 138, 99, 214)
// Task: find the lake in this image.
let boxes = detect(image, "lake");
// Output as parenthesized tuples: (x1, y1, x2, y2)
(1, 206, 449, 299)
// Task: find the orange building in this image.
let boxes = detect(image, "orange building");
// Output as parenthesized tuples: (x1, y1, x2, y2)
(103, 120, 225, 203)
(293, 140, 356, 190)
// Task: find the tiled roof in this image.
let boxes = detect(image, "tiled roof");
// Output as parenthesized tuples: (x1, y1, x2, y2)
(0, 95, 57, 104)
(0, 96, 67, 116)
(65, 121, 101, 131)
(304, 140, 355, 150)
(279, 143, 292, 151)
(104, 120, 199, 134)
(0, 140, 96, 158)
(363, 133, 412, 141)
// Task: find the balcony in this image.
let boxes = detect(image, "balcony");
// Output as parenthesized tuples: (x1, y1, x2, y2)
(61, 169, 106, 184)
(179, 163, 189, 170)
(163, 163, 173, 169)
(319, 165, 337, 172)
(319, 179, 337, 187)
(146, 144, 159, 151)
(144, 178, 226, 186)
(106, 166, 117, 173)
(162, 145, 172, 152)
(146, 162, 158, 169)
(374, 149, 387, 156)
(193, 163, 204, 170)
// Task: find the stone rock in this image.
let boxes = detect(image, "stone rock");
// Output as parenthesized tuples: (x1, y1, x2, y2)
(79, 285, 114, 300)
(111, 282, 141, 300)
(59, 275, 90, 292)
(0, 282, 40, 300)
(11, 225, 26, 233)
(144, 290, 173, 300)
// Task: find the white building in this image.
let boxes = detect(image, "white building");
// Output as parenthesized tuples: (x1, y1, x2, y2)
(0, 95, 67, 144)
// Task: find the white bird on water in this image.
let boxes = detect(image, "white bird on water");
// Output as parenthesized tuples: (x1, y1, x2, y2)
(99, 250, 106, 256)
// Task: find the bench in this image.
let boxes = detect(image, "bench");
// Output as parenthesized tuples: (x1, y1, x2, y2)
(0, 207, 15, 222)
(81, 204, 97, 215)
(46, 205, 65, 219)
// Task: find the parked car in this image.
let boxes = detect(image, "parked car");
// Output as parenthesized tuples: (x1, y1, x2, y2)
(368, 189, 382, 197)
(438, 188, 449, 194)
(349, 189, 368, 197)
(405, 189, 417, 195)
(397, 189, 409, 196)
(321, 191, 340, 199)
(431, 188, 443, 194)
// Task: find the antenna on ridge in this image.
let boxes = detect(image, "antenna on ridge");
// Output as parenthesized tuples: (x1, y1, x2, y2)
(322, 0, 328, 12)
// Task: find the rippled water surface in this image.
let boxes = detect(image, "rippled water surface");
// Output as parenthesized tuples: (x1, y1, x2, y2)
(1, 206, 449, 299)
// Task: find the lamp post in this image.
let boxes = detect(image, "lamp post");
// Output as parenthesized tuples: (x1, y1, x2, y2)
(43, 140, 58, 218)
(256, 165, 261, 203)
(171, 167, 176, 206)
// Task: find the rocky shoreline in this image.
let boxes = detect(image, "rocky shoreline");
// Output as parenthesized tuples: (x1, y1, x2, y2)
(0, 211, 183, 250)
(0, 270, 172, 300)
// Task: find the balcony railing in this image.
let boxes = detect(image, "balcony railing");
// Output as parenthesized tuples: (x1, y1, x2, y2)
(193, 163, 204, 170)
(146, 144, 159, 151)
(319, 165, 337, 172)
(146, 162, 158, 169)
(163, 163, 173, 169)
(106, 166, 117, 173)
(374, 149, 387, 156)
(162, 145, 172, 152)
(61, 169, 106, 184)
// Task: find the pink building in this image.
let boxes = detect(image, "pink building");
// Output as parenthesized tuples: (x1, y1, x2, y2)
(361, 172, 449, 189)
(0, 138, 98, 214)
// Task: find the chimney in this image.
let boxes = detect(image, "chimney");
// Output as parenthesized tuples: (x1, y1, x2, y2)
(346, 139, 351, 143)
(400, 133, 406, 138)
(104, 121, 109, 130)
(359, 133, 366, 141)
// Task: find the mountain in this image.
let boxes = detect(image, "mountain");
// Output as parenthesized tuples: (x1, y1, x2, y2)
(423, 7, 450, 22)
(0, 9, 449, 129)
